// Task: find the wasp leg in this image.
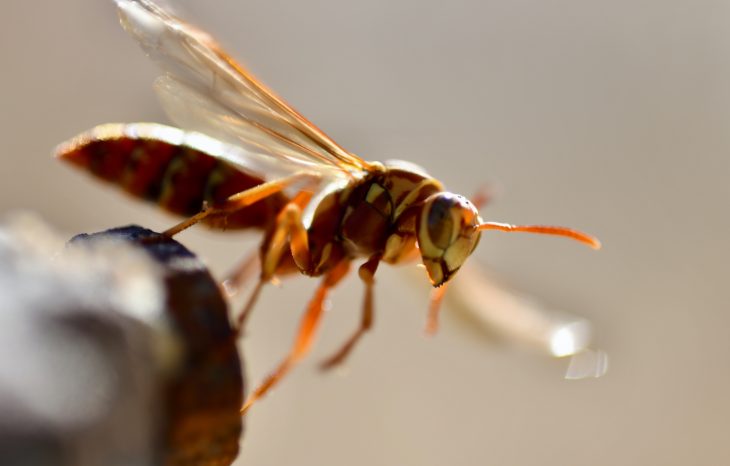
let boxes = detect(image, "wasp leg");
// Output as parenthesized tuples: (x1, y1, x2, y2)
(470, 185, 494, 210)
(241, 260, 351, 414)
(222, 251, 259, 297)
(162, 172, 320, 237)
(425, 281, 449, 335)
(233, 191, 314, 333)
(263, 190, 314, 277)
(319, 255, 381, 370)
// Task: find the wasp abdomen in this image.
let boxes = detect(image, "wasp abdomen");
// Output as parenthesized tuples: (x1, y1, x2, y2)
(57, 124, 289, 230)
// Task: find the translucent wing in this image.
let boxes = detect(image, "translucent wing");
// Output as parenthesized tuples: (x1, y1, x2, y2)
(436, 262, 596, 358)
(153, 76, 349, 179)
(426, 261, 609, 376)
(114, 0, 371, 178)
(402, 259, 597, 361)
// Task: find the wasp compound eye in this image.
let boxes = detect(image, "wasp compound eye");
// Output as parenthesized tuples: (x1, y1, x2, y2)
(426, 195, 456, 250)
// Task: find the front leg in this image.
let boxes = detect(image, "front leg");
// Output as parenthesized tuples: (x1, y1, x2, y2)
(425, 282, 449, 335)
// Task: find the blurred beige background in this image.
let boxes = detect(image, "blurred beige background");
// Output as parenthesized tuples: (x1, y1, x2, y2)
(2, 0, 729, 465)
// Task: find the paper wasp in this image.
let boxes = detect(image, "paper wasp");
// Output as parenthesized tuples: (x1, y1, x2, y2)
(56, 0, 600, 413)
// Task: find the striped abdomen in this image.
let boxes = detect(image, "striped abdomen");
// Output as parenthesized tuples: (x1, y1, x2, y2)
(56, 124, 288, 230)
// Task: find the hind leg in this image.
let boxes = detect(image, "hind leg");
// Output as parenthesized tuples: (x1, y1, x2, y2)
(162, 172, 319, 237)
(222, 251, 259, 297)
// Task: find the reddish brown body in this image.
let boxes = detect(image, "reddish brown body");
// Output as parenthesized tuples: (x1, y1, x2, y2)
(59, 128, 446, 282)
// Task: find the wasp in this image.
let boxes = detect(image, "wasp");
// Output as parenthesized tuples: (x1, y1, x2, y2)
(56, 0, 600, 413)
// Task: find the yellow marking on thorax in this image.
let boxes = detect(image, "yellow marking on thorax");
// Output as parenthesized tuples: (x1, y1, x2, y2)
(392, 177, 443, 220)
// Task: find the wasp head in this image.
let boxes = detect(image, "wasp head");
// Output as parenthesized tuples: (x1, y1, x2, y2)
(416, 192, 481, 287)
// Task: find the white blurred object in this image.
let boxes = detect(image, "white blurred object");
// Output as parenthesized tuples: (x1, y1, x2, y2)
(549, 321, 592, 357)
(564, 349, 609, 380)
(441, 262, 607, 378)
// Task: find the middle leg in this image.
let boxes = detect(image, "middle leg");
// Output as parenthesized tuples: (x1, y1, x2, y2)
(233, 190, 314, 333)
(319, 254, 381, 370)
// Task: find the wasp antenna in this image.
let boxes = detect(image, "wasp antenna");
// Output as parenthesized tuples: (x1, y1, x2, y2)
(476, 222, 601, 250)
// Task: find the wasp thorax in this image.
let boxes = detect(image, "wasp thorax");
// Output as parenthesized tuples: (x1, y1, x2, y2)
(417, 192, 482, 286)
